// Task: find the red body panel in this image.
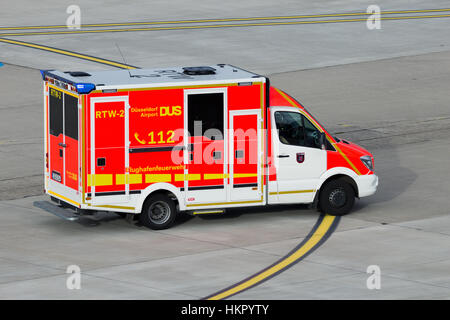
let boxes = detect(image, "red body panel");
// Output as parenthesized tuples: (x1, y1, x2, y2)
(83, 83, 264, 195)
(328, 140, 373, 175)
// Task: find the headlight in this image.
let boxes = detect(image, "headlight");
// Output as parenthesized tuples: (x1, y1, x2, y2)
(360, 155, 374, 171)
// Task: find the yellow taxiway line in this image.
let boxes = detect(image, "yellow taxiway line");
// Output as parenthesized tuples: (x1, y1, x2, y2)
(0, 8, 449, 31)
(205, 214, 340, 300)
(0, 14, 449, 37)
(0, 38, 137, 69)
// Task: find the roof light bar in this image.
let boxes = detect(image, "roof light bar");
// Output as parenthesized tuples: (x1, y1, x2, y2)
(75, 83, 96, 94)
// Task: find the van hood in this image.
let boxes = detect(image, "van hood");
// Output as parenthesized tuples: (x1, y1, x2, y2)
(334, 137, 372, 158)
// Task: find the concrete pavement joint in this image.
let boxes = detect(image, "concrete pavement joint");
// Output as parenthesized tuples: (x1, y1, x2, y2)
(0, 263, 199, 299)
(304, 259, 450, 291)
(268, 48, 450, 77)
(343, 215, 450, 238)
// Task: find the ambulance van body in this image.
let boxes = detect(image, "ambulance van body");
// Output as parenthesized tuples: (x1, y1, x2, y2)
(42, 64, 378, 229)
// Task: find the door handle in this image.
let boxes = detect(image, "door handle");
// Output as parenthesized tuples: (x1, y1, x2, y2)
(58, 143, 67, 148)
(277, 154, 290, 158)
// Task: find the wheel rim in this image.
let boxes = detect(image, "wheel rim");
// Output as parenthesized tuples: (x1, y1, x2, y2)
(148, 201, 171, 225)
(328, 188, 347, 208)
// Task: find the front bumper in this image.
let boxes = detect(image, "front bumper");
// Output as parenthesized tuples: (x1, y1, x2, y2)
(355, 174, 379, 197)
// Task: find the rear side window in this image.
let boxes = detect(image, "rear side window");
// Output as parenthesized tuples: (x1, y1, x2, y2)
(64, 94, 78, 140)
(49, 88, 63, 136)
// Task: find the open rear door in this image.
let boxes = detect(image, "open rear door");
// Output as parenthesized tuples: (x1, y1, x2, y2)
(89, 96, 130, 204)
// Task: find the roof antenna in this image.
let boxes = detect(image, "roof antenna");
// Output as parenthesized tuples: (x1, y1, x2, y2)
(115, 42, 133, 77)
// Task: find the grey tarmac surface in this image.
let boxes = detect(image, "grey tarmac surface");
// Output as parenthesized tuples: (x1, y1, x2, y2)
(0, 0, 449, 299)
(1, 0, 450, 73)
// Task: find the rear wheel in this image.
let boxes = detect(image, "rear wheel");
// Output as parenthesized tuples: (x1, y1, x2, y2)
(139, 194, 177, 230)
(319, 178, 355, 216)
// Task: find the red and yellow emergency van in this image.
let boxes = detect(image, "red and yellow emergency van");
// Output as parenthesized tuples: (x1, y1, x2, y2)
(42, 64, 378, 229)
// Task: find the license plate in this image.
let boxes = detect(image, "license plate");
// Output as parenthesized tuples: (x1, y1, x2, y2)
(52, 171, 62, 182)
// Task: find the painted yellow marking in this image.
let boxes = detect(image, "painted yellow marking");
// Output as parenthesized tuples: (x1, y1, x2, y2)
(274, 88, 324, 132)
(193, 210, 224, 215)
(1, 14, 450, 37)
(48, 190, 80, 207)
(87, 174, 113, 187)
(186, 199, 262, 207)
(1, 9, 450, 32)
(207, 214, 336, 300)
(116, 174, 143, 185)
(269, 189, 315, 195)
(204, 173, 229, 180)
(260, 83, 265, 197)
(332, 143, 362, 175)
(105, 82, 241, 93)
(0, 38, 136, 69)
(48, 84, 79, 98)
(234, 173, 258, 178)
(175, 174, 201, 181)
(145, 174, 172, 183)
(96, 204, 135, 210)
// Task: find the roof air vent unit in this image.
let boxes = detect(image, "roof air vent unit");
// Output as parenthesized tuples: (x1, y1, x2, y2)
(182, 66, 216, 75)
(65, 71, 91, 77)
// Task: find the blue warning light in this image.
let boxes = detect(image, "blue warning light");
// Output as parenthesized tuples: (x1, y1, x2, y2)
(75, 83, 96, 94)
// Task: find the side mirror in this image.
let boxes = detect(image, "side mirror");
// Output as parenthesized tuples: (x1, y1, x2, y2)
(319, 132, 326, 150)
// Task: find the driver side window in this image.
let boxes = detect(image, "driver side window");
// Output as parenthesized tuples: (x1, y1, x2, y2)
(274, 111, 321, 149)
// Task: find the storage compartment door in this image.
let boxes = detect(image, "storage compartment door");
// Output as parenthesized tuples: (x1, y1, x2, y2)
(229, 110, 262, 201)
(90, 97, 130, 205)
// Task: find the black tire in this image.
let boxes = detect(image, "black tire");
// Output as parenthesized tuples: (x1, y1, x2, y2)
(139, 194, 177, 230)
(319, 178, 355, 216)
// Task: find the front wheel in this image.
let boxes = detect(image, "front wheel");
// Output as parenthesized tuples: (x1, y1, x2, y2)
(139, 194, 177, 230)
(319, 179, 355, 216)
